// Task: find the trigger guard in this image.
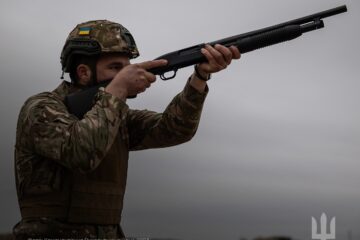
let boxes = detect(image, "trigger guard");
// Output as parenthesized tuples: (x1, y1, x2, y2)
(160, 70, 177, 80)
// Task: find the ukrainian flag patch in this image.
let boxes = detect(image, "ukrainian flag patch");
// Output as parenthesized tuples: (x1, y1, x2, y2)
(79, 27, 91, 35)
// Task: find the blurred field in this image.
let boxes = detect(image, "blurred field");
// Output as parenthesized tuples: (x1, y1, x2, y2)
(0, 234, 13, 240)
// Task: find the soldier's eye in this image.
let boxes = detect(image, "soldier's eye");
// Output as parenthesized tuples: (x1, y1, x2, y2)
(108, 63, 123, 71)
(109, 66, 121, 71)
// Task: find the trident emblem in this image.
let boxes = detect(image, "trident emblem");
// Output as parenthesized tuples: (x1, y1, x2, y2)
(312, 213, 336, 240)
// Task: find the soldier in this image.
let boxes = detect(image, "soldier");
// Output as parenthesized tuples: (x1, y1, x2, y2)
(13, 20, 240, 239)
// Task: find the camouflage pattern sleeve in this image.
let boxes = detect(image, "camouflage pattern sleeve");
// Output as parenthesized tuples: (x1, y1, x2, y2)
(127, 78, 208, 150)
(17, 88, 128, 173)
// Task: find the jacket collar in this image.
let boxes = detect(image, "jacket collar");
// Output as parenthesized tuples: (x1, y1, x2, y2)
(52, 81, 83, 100)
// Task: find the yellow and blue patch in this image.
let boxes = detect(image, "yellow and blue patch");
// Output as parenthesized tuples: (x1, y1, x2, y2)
(79, 27, 91, 35)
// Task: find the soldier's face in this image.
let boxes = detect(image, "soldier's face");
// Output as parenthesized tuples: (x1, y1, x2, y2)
(96, 53, 130, 83)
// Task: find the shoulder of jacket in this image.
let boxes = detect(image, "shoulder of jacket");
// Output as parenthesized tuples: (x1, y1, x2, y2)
(24, 91, 63, 108)
(19, 91, 65, 120)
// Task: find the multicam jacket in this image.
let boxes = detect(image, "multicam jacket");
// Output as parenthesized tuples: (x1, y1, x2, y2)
(14, 80, 207, 237)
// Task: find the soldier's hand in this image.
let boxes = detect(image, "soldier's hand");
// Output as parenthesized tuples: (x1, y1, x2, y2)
(105, 59, 168, 100)
(196, 44, 241, 79)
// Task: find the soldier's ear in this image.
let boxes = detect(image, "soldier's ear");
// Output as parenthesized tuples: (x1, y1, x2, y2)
(77, 64, 92, 86)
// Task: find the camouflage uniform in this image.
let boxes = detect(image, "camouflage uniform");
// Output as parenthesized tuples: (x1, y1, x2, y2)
(13, 79, 208, 239)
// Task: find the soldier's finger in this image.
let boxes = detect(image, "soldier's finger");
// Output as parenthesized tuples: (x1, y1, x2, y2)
(137, 59, 168, 70)
(202, 46, 224, 68)
(200, 48, 225, 72)
(230, 46, 241, 59)
(137, 75, 147, 84)
(200, 48, 214, 72)
(144, 71, 156, 83)
(214, 44, 232, 65)
(205, 44, 227, 68)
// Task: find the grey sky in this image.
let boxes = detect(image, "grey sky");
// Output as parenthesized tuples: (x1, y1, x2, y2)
(0, 0, 359, 239)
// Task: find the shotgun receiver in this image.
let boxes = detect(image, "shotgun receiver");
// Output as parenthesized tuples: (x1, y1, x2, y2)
(65, 5, 347, 119)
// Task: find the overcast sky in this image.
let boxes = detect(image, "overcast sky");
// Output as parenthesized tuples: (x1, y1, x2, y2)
(0, 0, 359, 239)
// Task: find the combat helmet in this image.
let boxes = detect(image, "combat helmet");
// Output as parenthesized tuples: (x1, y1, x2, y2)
(60, 20, 140, 74)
